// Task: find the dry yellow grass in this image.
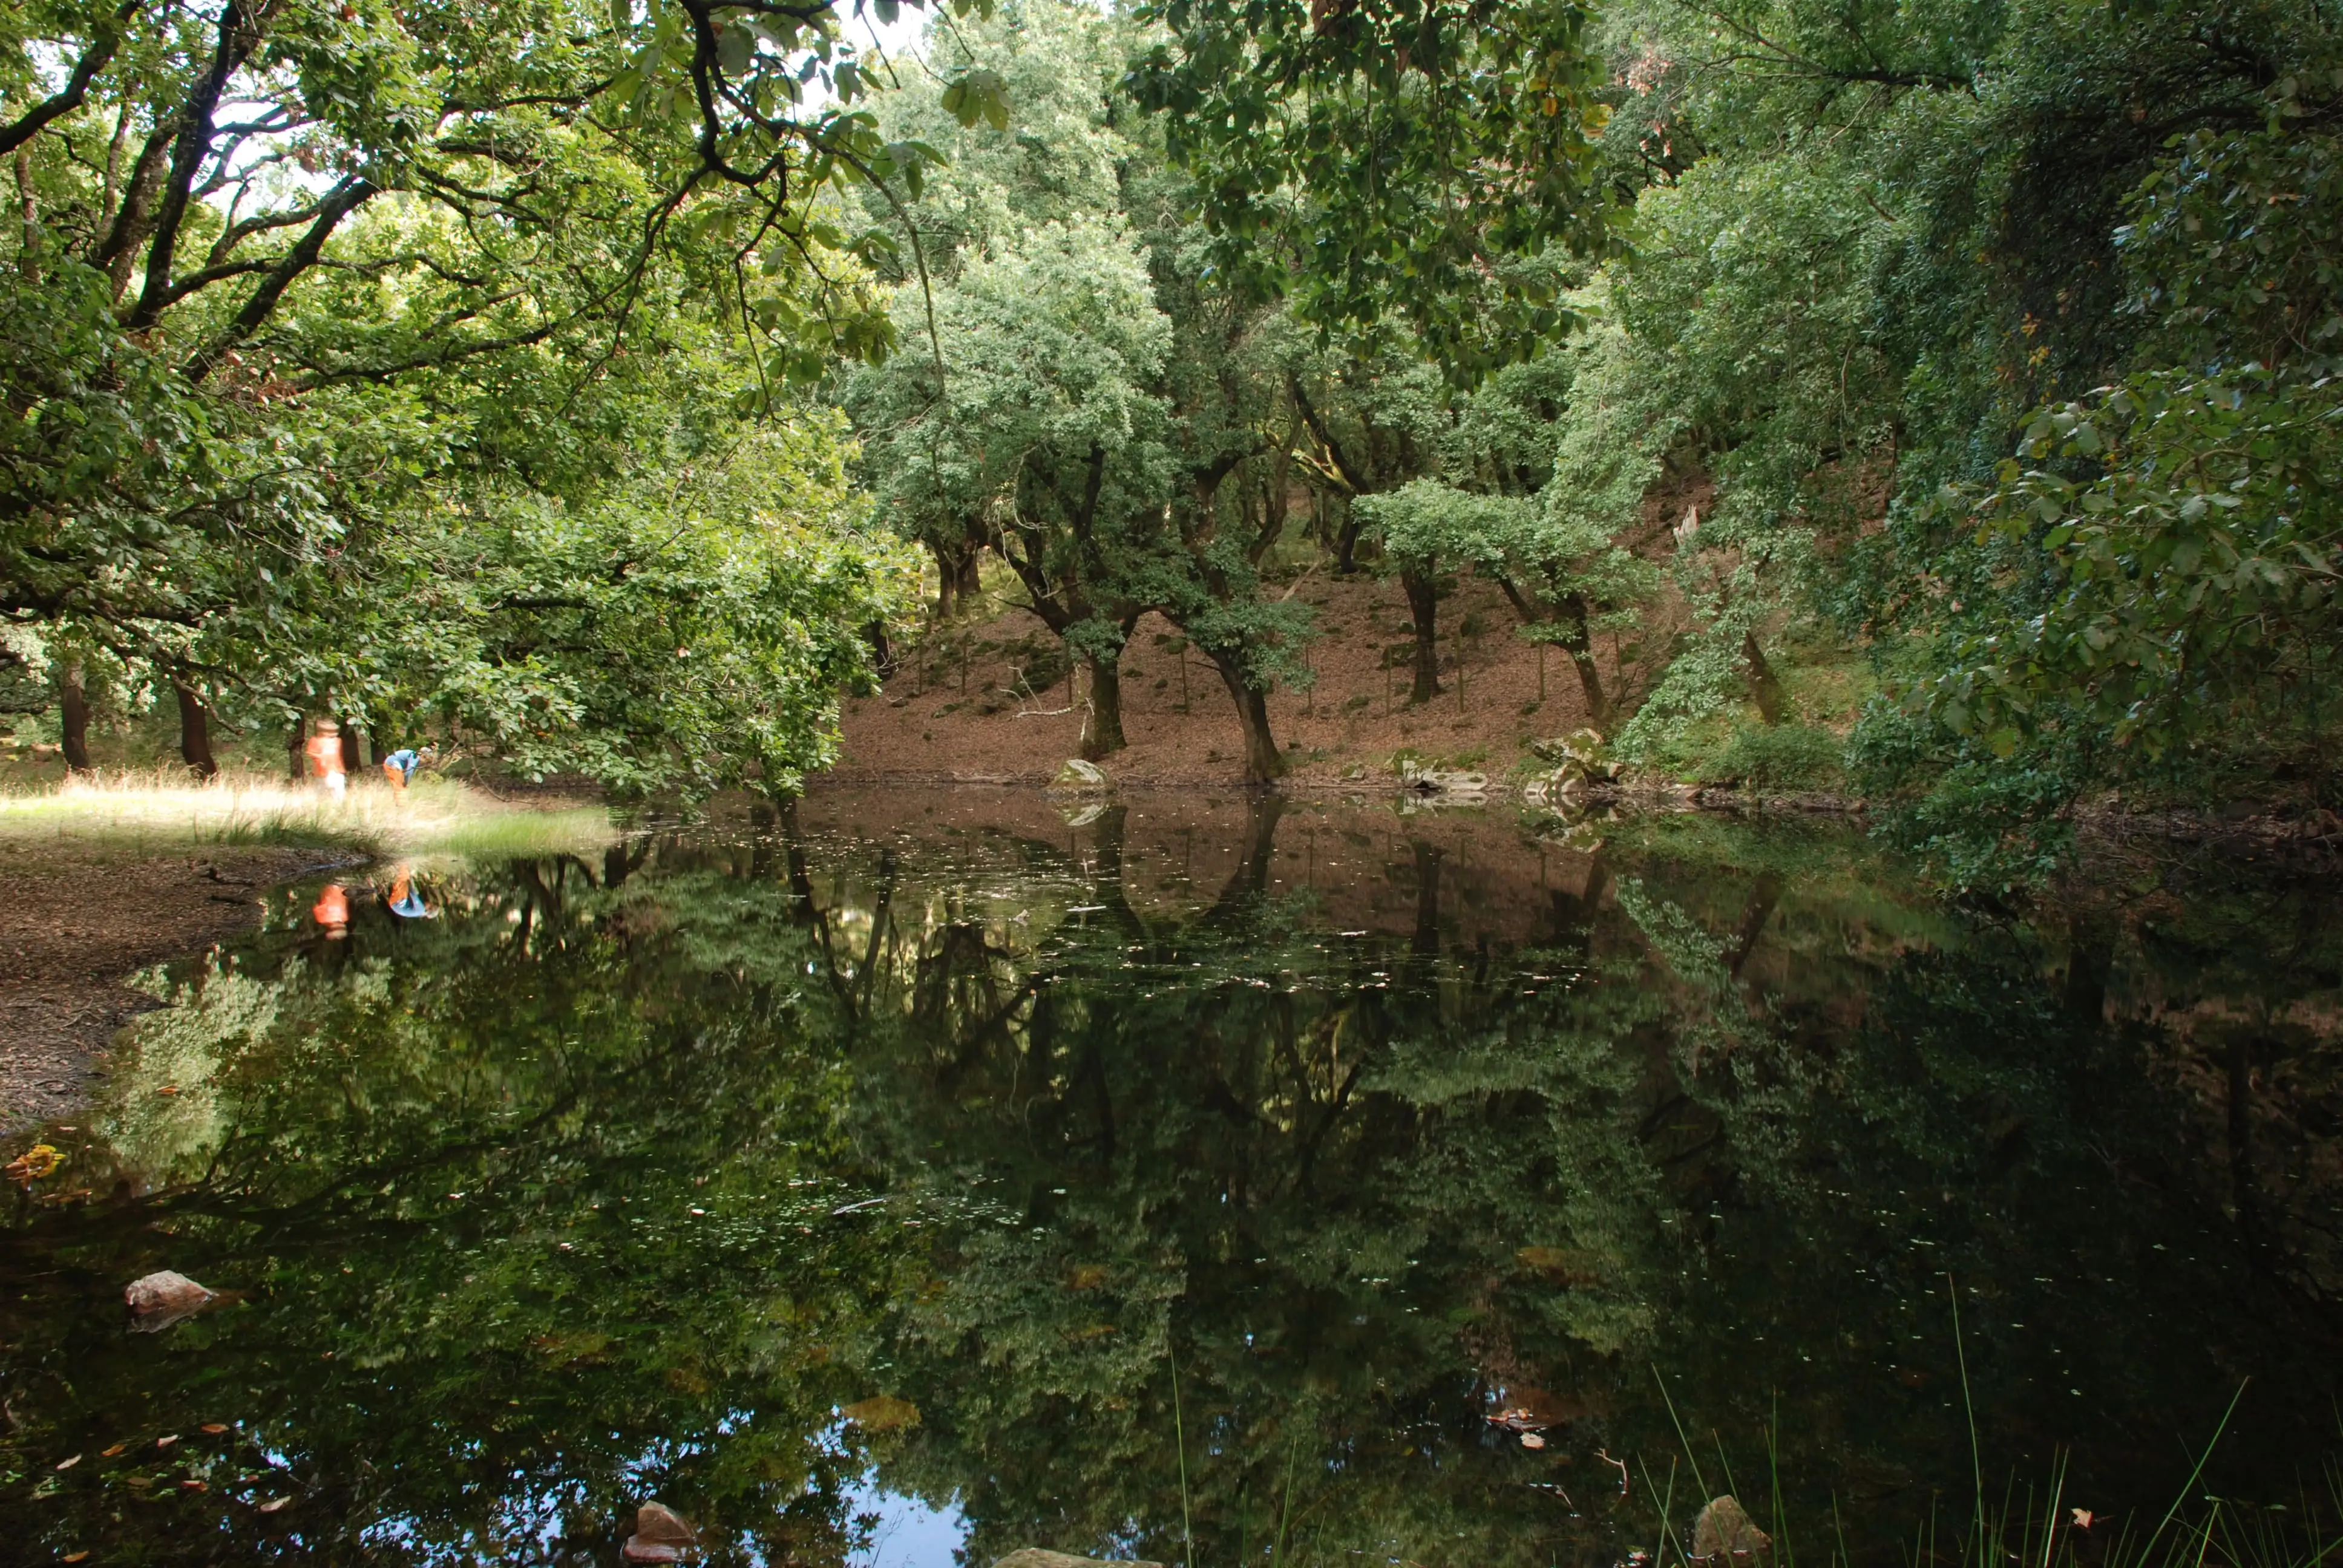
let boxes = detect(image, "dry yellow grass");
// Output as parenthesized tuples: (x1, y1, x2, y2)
(0, 768, 616, 858)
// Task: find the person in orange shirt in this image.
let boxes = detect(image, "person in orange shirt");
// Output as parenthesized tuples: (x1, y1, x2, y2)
(303, 719, 348, 798)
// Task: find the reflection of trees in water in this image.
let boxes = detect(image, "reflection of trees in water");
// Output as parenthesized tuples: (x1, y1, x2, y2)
(2, 852, 923, 1566)
(5, 803, 2342, 1565)
(798, 805, 2343, 1566)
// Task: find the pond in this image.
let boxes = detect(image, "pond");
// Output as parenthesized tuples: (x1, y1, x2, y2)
(4, 786, 2341, 1566)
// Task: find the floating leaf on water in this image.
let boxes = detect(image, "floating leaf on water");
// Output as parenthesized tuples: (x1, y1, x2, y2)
(2071, 1509, 2094, 1530)
(5, 1143, 61, 1186)
(1515, 1246, 1604, 1285)
(55, 1454, 81, 1469)
(200, 1423, 229, 1434)
(100, 1444, 126, 1458)
(1520, 1432, 1547, 1449)
(841, 1394, 920, 1432)
(257, 1495, 294, 1513)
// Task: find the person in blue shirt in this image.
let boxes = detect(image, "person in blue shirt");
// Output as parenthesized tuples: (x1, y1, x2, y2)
(380, 744, 433, 792)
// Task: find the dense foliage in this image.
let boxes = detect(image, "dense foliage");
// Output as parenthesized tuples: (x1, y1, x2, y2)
(4, 0, 2335, 843)
(0, 0, 946, 791)
(837, 0, 2340, 853)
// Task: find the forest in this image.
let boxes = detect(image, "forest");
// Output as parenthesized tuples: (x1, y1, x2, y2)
(1, 0, 2335, 881)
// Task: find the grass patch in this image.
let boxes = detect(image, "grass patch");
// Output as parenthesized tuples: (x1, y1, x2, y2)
(0, 769, 615, 859)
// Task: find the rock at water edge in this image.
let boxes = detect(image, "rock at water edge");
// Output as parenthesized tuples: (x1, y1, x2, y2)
(1691, 1495, 1772, 1563)
(125, 1271, 215, 1332)
(991, 1552, 1165, 1568)
(624, 1500, 698, 1562)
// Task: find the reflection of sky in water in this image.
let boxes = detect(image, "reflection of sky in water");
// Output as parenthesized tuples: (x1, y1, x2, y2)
(847, 1475, 968, 1568)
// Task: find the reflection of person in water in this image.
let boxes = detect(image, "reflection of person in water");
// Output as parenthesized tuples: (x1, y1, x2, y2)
(385, 867, 437, 920)
(312, 882, 350, 938)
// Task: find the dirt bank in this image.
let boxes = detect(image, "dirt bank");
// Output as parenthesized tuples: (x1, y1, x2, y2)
(835, 573, 1612, 788)
(0, 844, 341, 1131)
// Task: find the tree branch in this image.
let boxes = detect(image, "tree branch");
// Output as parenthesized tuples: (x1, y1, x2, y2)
(0, 2, 140, 160)
(186, 175, 376, 381)
(128, 0, 270, 331)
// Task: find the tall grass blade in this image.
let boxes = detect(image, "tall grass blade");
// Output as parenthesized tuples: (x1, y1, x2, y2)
(1172, 1349, 1195, 1568)
(1948, 1273, 1987, 1553)
(1651, 1365, 1712, 1500)
(2138, 1380, 2249, 1566)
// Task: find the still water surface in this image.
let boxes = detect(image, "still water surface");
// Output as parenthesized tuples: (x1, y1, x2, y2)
(5, 787, 2341, 1565)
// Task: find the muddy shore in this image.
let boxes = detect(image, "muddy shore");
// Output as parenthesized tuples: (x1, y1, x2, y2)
(0, 844, 342, 1132)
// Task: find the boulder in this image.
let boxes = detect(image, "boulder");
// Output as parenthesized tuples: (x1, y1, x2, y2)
(1049, 759, 1110, 792)
(991, 1552, 1164, 1568)
(125, 1270, 215, 1333)
(623, 1500, 698, 1563)
(1398, 760, 1489, 797)
(1528, 728, 1617, 783)
(1691, 1495, 1771, 1563)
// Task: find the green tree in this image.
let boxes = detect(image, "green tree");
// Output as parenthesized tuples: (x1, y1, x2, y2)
(0, 0, 962, 788)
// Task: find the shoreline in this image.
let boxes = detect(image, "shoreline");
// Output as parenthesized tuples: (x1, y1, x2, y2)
(0, 843, 357, 1134)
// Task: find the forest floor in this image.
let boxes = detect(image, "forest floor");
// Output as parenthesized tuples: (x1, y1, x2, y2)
(837, 572, 1620, 789)
(835, 568, 1865, 790)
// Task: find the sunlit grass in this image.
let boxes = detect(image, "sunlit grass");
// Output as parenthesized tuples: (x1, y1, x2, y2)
(0, 768, 616, 858)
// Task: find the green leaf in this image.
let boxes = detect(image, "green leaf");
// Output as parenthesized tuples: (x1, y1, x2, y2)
(718, 22, 753, 77)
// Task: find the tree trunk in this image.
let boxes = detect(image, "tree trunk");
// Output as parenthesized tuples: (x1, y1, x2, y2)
(287, 717, 306, 781)
(1332, 499, 1363, 575)
(1402, 568, 1441, 704)
(1082, 652, 1127, 760)
(58, 660, 90, 773)
(1208, 651, 1286, 784)
(932, 539, 983, 619)
(339, 721, 362, 775)
(99, 122, 174, 301)
(1495, 576, 1611, 731)
(1743, 631, 1788, 725)
(174, 676, 216, 778)
(1566, 644, 1608, 730)
(1552, 593, 1608, 730)
(15, 145, 38, 283)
